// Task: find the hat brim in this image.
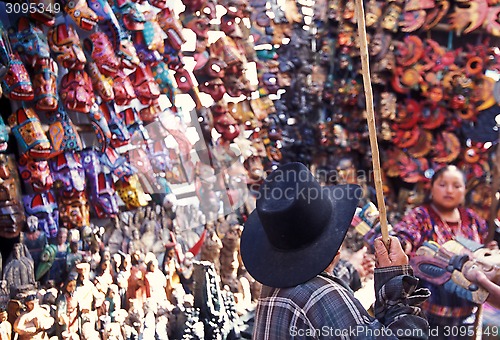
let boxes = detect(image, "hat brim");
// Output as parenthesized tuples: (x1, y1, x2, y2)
(241, 184, 362, 288)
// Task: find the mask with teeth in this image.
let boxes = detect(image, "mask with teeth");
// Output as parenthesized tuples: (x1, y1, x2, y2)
(8, 107, 51, 160)
(1, 53, 34, 101)
(48, 24, 87, 70)
(60, 69, 95, 113)
(0, 154, 25, 239)
(112, 70, 136, 106)
(84, 32, 120, 77)
(64, 0, 98, 31)
(116, 0, 146, 31)
(129, 63, 161, 105)
(8, 17, 50, 68)
(81, 148, 119, 219)
(57, 191, 90, 229)
(18, 155, 53, 193)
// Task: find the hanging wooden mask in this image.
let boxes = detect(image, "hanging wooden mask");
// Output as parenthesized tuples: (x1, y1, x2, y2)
(64, 0, 99, 31)
(57, 191, 90, 229)
(81, 148, 119, 219)
(49, 151, 86, 193)
(115, 174, 149, 209)
(17, 154, 54, 193)
(8, 17, 51, 68)
(60, 69, 95, 113)
(48, 24, 87, 70)
(0, 154, 25, 239)
(8, 107, 52, 160)
(23, 191, 58, 239)
(84, 32, 120, 77)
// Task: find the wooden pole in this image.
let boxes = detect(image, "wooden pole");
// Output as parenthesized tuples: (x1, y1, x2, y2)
(486, 136, 500, 244)
(354, 0, 390, 247)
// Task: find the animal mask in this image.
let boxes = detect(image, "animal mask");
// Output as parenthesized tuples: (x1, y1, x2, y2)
(8, 107, 51, 160)
(8, 17, 50, 68)
(23, 190, 58, 239)
(81, 148, 119, 218)
(0, 154, 25, 239)
(60, 69, 96, 113)
(157, 7, 185, 51)
(113, 70, 136, 106)
(46, 105, 83, 154)
(129, 63, 161, 105)
(115, 174, 148, 209)
(18, 154, 53, 193)
(84, 32, 120, 77)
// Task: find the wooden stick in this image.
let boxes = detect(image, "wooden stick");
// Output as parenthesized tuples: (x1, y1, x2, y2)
(486, 137, 500, 244)
(354, 0, 390, 247)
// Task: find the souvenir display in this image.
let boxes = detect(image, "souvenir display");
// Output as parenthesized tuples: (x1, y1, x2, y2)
(0, 1, 498, 338)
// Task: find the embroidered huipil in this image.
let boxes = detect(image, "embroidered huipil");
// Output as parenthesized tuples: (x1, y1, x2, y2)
(393, 204, 488, 319)
(253, 265, 429, 339)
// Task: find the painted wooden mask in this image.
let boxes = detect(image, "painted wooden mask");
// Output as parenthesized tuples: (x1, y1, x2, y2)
(0, 154, 25, 239)
(23, 190, 58, 239)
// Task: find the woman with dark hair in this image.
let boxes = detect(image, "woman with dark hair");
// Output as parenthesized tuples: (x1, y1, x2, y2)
(393, 165, 492, 338)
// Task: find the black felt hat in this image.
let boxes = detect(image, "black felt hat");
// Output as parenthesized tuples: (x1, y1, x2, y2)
(240, 162, 362, 288)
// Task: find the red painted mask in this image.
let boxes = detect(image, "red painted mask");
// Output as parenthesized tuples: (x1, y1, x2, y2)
(157, 7, 186, 51)
(129, 63, 161, 105)
(64, 0, 99, 31)
(1, 52, 34, 101)
(33, 58, 59, 111)
(84, 32, 120, 77)
(112, 70, 136, 106)
(48, 24, 87, 70)
(212, 104, 241, 142)
(173, 67, 195, 93)
(60, 70, 95, 113)
(183, 0, 207, 12)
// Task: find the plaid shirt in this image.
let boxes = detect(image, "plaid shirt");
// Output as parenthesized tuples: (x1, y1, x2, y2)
(253, 265, 429, 339)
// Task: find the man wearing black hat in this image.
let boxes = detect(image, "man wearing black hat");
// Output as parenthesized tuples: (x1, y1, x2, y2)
(241, 163, 429, 339)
